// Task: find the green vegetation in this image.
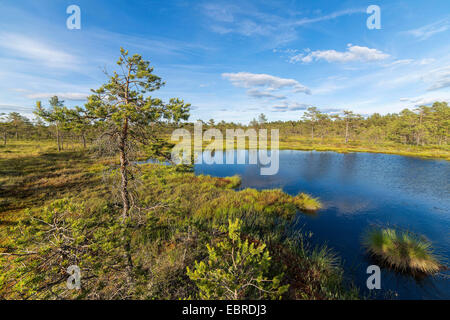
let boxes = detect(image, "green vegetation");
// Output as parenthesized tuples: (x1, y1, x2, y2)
(293, 193, 322, 211)
(277, 137, 450, 161)
(206, 174, 241, 189)
(1, 103, 449, 161)
(2, 47, 447, 300)
(1, 140, 358, 299)
(187, 218, 289, 300)
(0, 141, 104, 219)
(363, 228, 441, 274)
(199, 103, 450, 160)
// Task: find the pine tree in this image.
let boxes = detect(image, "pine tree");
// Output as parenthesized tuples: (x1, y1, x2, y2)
(35, 96, 68, 151)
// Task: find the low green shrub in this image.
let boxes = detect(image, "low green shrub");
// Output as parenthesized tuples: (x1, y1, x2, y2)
(187, 218, 289, 299)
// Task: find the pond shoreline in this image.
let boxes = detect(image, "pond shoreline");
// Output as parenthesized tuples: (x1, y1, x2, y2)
(163, 140, 450, 161)
(195, 150, 450, 299)
(276, 144, 450, 161)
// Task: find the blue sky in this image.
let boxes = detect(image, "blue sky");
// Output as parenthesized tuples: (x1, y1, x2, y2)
(0, 0, 449, 123)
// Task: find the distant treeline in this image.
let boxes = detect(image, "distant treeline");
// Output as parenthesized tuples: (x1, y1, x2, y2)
(0, 100, 449, 148)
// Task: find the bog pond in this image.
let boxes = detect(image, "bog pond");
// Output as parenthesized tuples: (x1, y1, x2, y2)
(194, 150, 450, 299)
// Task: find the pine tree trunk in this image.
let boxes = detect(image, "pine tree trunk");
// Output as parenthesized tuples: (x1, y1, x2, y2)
(82, 133, 86, 149)
(122, 227, 134, 289)
(56, 125, 61, 152)
(118, 117, 134, 288)
(119, 119, 130, 221)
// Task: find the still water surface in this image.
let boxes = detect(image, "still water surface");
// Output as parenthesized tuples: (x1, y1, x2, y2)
(194, 150, 450, 299)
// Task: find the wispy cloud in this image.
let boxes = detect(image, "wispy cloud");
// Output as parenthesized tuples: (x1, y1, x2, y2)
(202, 4, 364, 44)
(202, 3, 282, 37)
(272, 105, 289, 112)
(25, 92, 88, 101)
(202, 3, 235, 22)
(405, 17, 450, 41)
(428, 78, 450, 91)
(0, 33, 78, 69)
(247, 89, 286, 100)
(291, 8, 364, 27)
(0, 104, 35, 113)
(383, 59, 415, 67)
(290, 44, 389, 64)
(425, 66, 450, 91)
(319, 107, 343, 114)
(271, 102, 342, 114)
(271, 102, 311, 112)
(222, 72, 311, 94)
(400, 93, 450, 106)
(91, 29, 212, 58)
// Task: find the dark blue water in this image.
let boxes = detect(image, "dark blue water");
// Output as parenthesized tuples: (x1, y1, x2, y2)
(194, 150, 450, 300)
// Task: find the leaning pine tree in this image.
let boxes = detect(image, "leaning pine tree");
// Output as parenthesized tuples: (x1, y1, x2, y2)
(83, 48, 190, 285)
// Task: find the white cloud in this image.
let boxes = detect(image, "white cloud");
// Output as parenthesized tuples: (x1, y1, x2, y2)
(272, 105, 289, 112)
(418, 58, 436, 65)
(370, 60, 450, 91)
(202, 3, 235, 23)
(0, 33, 78, 69)
(405, 17, 450, 41)
(247, 89, 286, 100)
(26, 92, 88, 101)
(428, 78, 450, 91)
(0, 104, 35, 113)
(384, 59, 414, 67)
(212, 19, 274, 37)
(312, 82, 348, 95)
(290, 44, 389, 64)
(271, 102, 312, 112)
(222, 72, 311, 94)
(319, 108, 343, 114)
(382, 58, 437, 68)
(202, 3, 279, 37)
(400, 93, 450, 107)
(425, 66, 450, 91)
(289, 103, 311, 111)
(291, 8, 364, 27)
(203, 5, 364, 45)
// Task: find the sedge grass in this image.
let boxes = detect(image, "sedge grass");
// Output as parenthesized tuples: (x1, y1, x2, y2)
(363, 228, 441, 274)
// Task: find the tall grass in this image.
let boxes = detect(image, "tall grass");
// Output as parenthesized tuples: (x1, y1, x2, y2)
(363, 228, 441, 274)
(277, 229, 359, 300)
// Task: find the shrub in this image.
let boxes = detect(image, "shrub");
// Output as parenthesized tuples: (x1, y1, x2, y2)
(186, 218, 289, 299)
(363, 228, 441, 274)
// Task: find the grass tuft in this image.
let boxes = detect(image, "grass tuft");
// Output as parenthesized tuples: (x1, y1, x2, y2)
(363, 228, 442, 274)
(293, 193, 322, 211)
(223, 175, 242, 189)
